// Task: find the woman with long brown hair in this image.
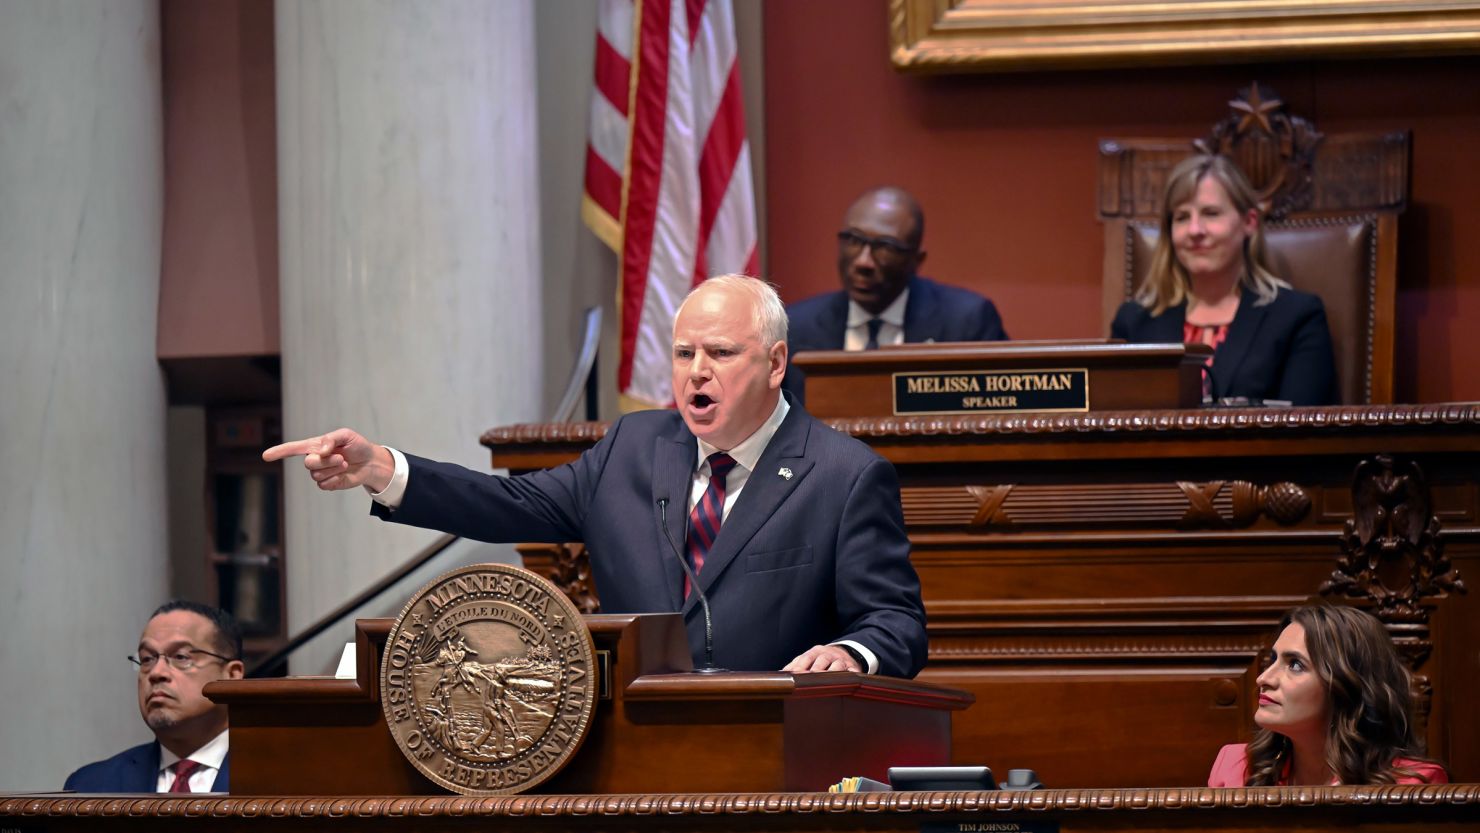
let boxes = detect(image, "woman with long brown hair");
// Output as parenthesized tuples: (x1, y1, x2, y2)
(1111, 154, 1337, 406)
(1208, 604, 1448, 786)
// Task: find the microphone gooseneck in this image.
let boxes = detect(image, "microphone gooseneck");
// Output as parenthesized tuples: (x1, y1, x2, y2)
(658, 497, 725, 673)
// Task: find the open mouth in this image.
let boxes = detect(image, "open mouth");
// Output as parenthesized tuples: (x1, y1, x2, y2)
(688, 393, 717, 418)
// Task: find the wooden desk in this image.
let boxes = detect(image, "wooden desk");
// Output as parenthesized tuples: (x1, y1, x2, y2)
(7, 786, 1479, 832)
(209, 614, 971, 795)
(793, 341, 1210, 417)
(487, 404, 1480, 787)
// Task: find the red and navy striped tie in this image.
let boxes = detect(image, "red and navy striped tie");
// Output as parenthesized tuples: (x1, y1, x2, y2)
(685, 453, 737, 598)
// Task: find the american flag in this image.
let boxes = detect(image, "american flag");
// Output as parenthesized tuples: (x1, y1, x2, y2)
(582, 0, 759, 408)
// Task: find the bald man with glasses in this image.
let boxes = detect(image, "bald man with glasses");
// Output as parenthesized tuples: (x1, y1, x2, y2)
(64, 600, 244, 793)
(783, 186, 1008, 401)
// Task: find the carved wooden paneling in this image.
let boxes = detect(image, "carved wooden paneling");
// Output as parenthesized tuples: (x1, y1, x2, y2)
(1323, 456, 1468, 620)
(924, 598, 1299, 664)
(901, 481, 1310, 529)
(1099, 84, 1409, 222)
(487, 404, 1480, 784)
(7, 785, 1480, 832)
(1195, 84, 1324, 220)
(517, 543, 599, 613)
(486, 406, 1480, 460)
(1317, 455, 1469, 736)
(924, 666, 1253, 788)
(921, 597, 1291, 783)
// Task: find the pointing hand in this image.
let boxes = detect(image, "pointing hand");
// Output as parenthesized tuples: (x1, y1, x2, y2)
(262, 428, 394, 493)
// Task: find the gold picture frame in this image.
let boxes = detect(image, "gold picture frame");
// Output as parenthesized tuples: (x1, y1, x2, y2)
(889, 0, 1480, 73)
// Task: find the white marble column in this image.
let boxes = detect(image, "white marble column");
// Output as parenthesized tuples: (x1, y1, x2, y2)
(276, 0, 542, 673)
(0, 0, 166, 791)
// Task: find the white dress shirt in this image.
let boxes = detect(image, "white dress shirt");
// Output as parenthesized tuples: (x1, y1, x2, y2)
(687, 394, 789, 520)
(156, 729, 228, 793)
(843, 287, 909, 351)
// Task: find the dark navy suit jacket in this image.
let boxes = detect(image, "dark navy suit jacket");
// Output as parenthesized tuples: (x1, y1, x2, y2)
(64, 742, 230, 792)
(371, 397, 928, 678)
(1110, 287, 1338, 406)
(783, 276, 1008, 400)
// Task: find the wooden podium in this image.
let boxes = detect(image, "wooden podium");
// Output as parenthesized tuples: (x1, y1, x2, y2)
(208, 613, 973, 795)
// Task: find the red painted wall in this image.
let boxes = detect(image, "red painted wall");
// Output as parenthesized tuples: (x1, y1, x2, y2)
(763, 1, 1480, 403)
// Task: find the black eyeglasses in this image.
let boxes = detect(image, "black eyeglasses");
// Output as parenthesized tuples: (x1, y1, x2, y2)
(128, 648, 237, 673)
(837, 230, 918, 264)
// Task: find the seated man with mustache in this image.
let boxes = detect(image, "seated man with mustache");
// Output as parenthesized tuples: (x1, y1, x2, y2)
(66, 601, 244, 792)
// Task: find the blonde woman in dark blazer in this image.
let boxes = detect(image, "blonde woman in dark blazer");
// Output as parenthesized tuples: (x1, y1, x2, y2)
(1111, 155, 1337, 406)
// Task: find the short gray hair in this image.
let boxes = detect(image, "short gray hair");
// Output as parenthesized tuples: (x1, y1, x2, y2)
(678, 274, 788, 349)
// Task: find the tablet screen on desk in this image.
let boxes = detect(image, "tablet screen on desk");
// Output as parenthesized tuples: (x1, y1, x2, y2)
(888, 766, 995, 791)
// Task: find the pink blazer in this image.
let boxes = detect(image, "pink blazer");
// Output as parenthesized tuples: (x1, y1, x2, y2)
(1208, 743, 1449, 786)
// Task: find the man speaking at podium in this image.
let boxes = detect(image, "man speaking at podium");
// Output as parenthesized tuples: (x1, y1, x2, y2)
(265, 276, 927, 678)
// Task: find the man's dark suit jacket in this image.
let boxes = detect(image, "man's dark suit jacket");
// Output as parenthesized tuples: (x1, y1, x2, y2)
(783, 276, 1008, 400)
(1110, 286, 1338, 406)
(371, 397, 928, 678)
(64, 742, 230, 792)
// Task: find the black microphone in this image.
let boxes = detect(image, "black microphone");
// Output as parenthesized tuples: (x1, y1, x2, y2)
(657, 497, 725, 673)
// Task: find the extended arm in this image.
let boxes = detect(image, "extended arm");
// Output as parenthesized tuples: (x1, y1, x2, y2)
(265, 421, 624, 545)
(262, 428, 396, 492)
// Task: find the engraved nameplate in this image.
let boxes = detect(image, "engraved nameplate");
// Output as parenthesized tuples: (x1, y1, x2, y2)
(893, 369, 1089, 415)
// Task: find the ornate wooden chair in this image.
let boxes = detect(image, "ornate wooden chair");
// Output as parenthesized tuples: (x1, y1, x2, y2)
(1098, 83, 1408, 404)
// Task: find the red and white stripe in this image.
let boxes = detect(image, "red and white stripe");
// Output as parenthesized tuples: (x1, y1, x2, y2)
(582, 0, 758, 408)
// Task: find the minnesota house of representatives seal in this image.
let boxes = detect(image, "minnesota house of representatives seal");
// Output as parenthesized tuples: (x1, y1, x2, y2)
(381, 563, 596, 794)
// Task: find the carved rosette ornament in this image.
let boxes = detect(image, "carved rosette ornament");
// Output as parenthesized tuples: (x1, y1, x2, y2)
(1194, 82, 1323, 221)
(381, 563, 596, 795)
(1321, 456, 1466, 621)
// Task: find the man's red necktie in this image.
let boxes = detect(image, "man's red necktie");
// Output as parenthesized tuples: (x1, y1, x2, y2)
(168, 759, 201, 793)
(685, 453, 737, 598)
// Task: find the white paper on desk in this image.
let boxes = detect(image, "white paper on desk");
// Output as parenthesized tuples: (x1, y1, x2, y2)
(334, 642, 356, 679)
